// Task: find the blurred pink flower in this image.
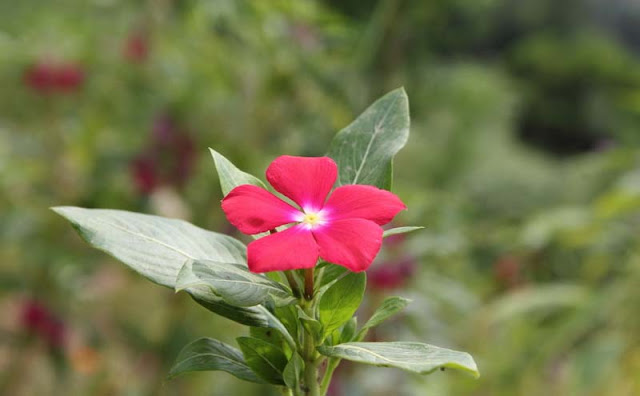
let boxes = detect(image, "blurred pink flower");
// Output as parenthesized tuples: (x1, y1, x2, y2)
(124, 31, 149, 63)
(23, 60, 84, 93)
(130, 113, 196, 194)
(20, 299, 66, 349)
(367, 256, 416, 290)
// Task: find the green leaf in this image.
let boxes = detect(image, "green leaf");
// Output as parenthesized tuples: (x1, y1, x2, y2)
(168, 337, 264, 383)
(250, 327, 284, 349)
(296, 306, 323, 342)
(52, 207, 246, 288)
(210, 148, 266, 196)
(318, 272, 366, 336)
(237, 337, 288, 385)
(283, 353, 304, 390)
(327, 88, 410, 190)
(51, 207, 264, 325)
(176, 259, 295, 307)
(318, 342, 479, 378)
(191, 297, 271, 327)
(356, 296, 410, 340)
(383, 226, 424, 238)
(340, 317, 358, 344)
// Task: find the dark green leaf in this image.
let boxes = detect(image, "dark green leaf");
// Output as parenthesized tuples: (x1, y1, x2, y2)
(296, 306, 323, 342)
(176, 259, 294, 307)
(210, 148, 266, 196)
(340, 317, 358, 344)
(318, 342, 479, 378)
(250, 327, 284, 349)
(318, 272, 366, 336)
(191, 296, 271, 327)
(168, 338, 264, 383)
(327, 88, 410, 190)
(237, 337, 288, 385)
(357, 296, 410, 340)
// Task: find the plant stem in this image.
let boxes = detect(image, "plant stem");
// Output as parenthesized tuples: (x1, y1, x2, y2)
(284, 271, 301, 298)
(319, 358, 340, 395)
(304, 268, 314, 300)
(302, 311, 320, 396)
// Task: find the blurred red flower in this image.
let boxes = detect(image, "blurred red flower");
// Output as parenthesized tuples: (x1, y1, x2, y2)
(20, 299, 67, 349)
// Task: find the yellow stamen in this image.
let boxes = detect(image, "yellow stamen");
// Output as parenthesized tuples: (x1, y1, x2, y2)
(302, 213, 320, 225)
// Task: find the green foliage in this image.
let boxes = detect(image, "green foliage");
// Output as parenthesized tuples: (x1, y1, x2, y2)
(176, 259, 295, 307)
(210, 148, 267, 196)
(237, 337, 288, 385)
(169, 338, 264, 383)
(318, 272, 366, 337)
(318, 342, 480, 378)
(356, 296, 410, 340)
(327, 88, 410, 190)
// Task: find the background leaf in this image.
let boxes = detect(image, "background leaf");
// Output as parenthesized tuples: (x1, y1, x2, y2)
(318, 342, 480, 378)
(168, 338, 264, 383)
(327, 88, 410, 190)
(236, 337, 288, 385)
(318, 272, 366, 336)
(210, 148, 266, 196)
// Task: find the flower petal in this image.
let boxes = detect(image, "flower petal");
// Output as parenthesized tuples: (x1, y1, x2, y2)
(324, 185, 406, 225)
(221, 185, 301, 235)
(266, 156, 337, 211)
(248, 225, 318, 272)
(313, 219, 383, 272)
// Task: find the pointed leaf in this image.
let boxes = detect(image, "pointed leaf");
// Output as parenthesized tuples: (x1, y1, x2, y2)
(210, 149, 267, 196)
(318, 272, 366, 336)
(283, 353, 304, 390)
(52, 207, 246, 288)
(237, 337, 288, 385)
(176, 260, 294, 307)
(357, 296, 410, 340)
(383, 226, 424, 238)
(191, 296, 271, 327)
(327, 88, 410, 190)
(52, 207, 262, 325)
(318, 342, 479, 378)
(168, 337, 264, 383)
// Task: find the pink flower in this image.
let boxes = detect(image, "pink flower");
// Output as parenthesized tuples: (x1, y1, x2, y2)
(221, 156, 406, 273)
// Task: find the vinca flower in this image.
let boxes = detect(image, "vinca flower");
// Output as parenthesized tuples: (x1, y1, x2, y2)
(221, 156, 406, 273)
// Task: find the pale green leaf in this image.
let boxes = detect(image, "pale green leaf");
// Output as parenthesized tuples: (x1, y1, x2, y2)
(210, 148, 266, 196)
(176, 259, 294, 307)
(318, 342, 479, 378)
(383, 226, 424, 238)
(327, 88, 410, 189)
(168, 338, 263, 383)
(357, 296, 410, 340)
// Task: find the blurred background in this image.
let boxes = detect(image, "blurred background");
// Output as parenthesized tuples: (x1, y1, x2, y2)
(1, 0, 640, 394)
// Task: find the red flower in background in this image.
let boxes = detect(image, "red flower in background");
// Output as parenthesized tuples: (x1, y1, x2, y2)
(222, 156, 406, 273)
(124, 31, 149, 63)
(131, 113, 196, 194)
(24, 60, 84, 93)
(20, 299, 67, 349)
(368, 256, 416, 290)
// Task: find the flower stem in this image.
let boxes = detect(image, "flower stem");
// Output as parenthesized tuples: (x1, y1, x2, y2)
(304, 268, 314, 300)
(302, 302, 320, 396)
(284, 271, 301, 298)
(319, 358, 340, 395)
